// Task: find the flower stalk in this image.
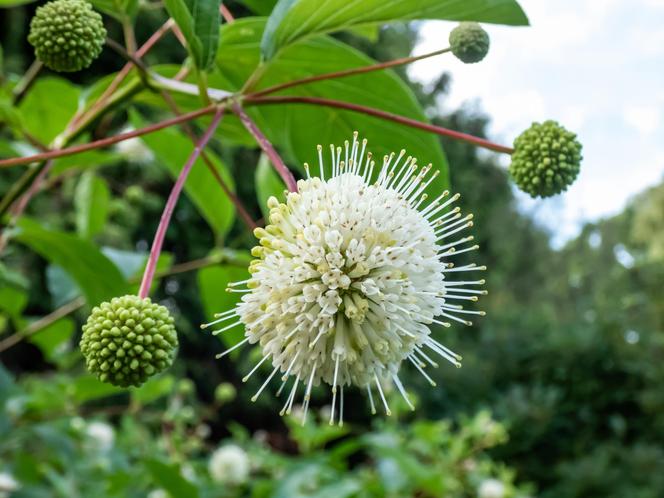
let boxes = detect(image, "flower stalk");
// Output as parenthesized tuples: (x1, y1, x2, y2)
(232, 101, 298, 192)
(138, 106, 225, 298)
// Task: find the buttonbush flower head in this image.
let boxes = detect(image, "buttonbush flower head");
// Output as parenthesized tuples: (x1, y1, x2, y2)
(510, 120, 582, 198)
(449, 22, 490, 63)
(204, 135, 485, 423)
(28, 0, 106, 72)
(208, 444, 250, 485)
(80, 295, 178, 387)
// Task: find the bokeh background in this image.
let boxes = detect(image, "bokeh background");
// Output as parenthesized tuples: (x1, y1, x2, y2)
(1, 1, 663, 497)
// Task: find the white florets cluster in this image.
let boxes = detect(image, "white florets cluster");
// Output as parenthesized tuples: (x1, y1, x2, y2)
(478, 478, 506, 498)
(205, 134, 485, 423)
(85, 421, 115, 452)
(0, 472, 20, 498)
(208, 444, 250, 485)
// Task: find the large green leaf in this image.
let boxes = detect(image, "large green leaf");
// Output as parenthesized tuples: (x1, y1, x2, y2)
(13, 219, 129, 306)
(255, 153, 286, 218)
(261, 0, 529, 59)
(130, 110, 235, 237)
(216, 18, 449, 189)
(163, 0, 221, 70)
(198, 264, 249, 347)
(145, 459, 199, 498)
(74, 171, 110, 239)
(18, 77, 80, 144)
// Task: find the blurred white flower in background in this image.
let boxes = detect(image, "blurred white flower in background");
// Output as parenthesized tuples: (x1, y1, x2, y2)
(208, 444, 250, 485)
(147, 489, 168, 498)
(115, 128, 154, 163)
(478, 478, 506, 498)
(85, 421, 115, 452)
(0, 472, 20, 498)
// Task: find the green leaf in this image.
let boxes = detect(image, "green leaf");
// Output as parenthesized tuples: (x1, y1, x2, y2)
(18, 77, 80, 144)
(0, 0, 36, 6)
(145, 459, 199, 498)
(239, 0, 277, 15)
(0, 286, 28, 318)
(28, 317, 75, 362)
(255, 153, 286, 218)
(216, 18, 448, 190)
(13, 218, 129, 306)
(130, 110, 235, 237)
(74, 171, 110, 239)
(261, 0, 529, 59)
(198, 264, 249, 347)
(163, 0, 221, 70)
(131, 374, 175, 405)
(71, 374, 124, 402)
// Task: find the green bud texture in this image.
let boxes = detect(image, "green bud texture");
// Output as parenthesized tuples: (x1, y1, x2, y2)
(449, 22, 490, 64)
(28, 0, 106, 72)
(80, 295, 178, 387)
(510, 120, 583, 198)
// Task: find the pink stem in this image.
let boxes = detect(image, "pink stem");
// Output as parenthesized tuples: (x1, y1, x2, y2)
(231, 102, 298, 192)
(245, 95, 515, 155)
(138, 107, 225, 299)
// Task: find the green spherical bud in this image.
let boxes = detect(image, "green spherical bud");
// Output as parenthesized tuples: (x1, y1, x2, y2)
(509, 120, 583, 198)
(449, 22, 490, 64)
(28, 0, 106, 72)
(80, 295, 178, 387)
(214, 382, 236, 404)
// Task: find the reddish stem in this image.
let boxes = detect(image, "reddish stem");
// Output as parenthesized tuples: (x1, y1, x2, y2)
(0, 105, 217, 169)
(159, 91, 257, 230)
(245, 96, 514, 155)
(220, 4, 235, 22)
(231, 102, 298, 192)
(248, 47, 451, 99)
(138, 107, 225, 299)
(68, 19, 175, 132)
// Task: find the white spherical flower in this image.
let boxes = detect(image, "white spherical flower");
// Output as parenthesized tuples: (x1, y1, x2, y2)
(147, 489, 169, 498)
(85, 421, 115, 452)
(208, 444, 250, 485)
(204, 134, 485, 424)
(478, 478, 506, 498)
(0, 472, 20, 497)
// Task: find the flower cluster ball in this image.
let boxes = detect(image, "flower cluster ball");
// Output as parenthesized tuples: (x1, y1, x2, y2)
(80, 295, 178, 387)
(449, 22, 490, 63)
(205, 134, 486, 424)
(509, 120, 582, 198)
(209, 444, 250, 485)
(28, 0, 106, 72)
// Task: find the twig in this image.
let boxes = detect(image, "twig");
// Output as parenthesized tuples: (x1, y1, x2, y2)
(0, 104, 218, 169)
(159, 91, 258, 230)
(0, 297, 85, 353)
(245, 96, 515, 154)
(248, 47, 452, 99)
(12, 59, 43, 105)
(231, 102, 298, 192)
(138, 107, 226, 298)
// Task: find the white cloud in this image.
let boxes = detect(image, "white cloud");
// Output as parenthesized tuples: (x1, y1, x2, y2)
(623, 105, 661, 135)
(411, 0, 664, 243)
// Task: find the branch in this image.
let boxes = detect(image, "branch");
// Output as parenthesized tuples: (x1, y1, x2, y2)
(245, 96, 514, 155)
(231, 102, 298, 192)
(0, 105, 218, 169)
(159, 91, 258, 230)
(12, 59, 43, 105)
(248, 47, 451, 99)
(138, 106, 226, 298)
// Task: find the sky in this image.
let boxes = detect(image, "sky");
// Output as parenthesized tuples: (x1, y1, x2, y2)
(409, 0, 664, 245)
